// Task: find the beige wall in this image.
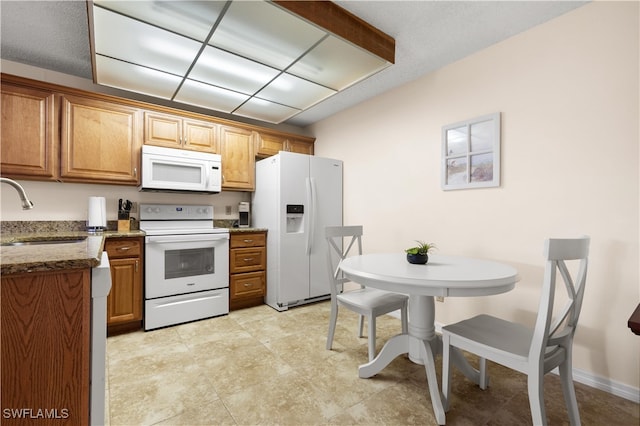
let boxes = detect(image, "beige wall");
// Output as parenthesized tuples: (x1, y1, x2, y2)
(311, 2, 639, 394)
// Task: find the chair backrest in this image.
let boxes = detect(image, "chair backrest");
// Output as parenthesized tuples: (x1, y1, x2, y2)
(530, 236, 590, 363)
(325, 226, 364, 297)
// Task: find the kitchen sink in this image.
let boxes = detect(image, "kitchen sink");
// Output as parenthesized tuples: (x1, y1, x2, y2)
(1, 237, 87, 247)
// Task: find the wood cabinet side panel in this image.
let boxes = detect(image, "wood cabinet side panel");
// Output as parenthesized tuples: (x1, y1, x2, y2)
(1, 269, 90, 425)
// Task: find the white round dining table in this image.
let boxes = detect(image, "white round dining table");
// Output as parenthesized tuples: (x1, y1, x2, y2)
(339, 253, 519, 425)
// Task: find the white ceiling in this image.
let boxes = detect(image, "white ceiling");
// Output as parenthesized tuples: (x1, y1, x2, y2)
(0, 1, 587, 129)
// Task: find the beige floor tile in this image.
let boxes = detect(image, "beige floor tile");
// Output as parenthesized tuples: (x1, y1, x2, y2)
(106, 301, 639, 426)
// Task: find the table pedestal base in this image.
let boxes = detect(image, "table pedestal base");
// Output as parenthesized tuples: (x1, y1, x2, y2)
(358, 295, 484, 425)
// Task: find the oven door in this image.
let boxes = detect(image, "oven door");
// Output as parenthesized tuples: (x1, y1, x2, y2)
(145, 233, 229, 299)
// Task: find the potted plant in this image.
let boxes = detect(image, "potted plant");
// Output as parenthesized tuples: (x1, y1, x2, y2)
(405, 241, 436, 264)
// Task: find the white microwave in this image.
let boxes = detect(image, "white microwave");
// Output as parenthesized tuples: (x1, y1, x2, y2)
(139, 145, 222, 194)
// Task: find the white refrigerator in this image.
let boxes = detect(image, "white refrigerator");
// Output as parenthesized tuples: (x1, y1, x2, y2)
(252, 152, 343, 311)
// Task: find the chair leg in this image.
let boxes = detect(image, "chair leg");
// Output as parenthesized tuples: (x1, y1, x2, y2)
(442, 333, 452, 411)
(528, 370, 547, 426)
(367, 315, 376, 361)
(559, 354, 582, 426)
(479, 357, 488, 390)
(326, 301, 338, 351)
(358, 315, 365, 338)
(400, 303, 408, 334)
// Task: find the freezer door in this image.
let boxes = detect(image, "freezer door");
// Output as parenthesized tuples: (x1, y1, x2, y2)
(278, 152, 311, 304)
(309, 156, 343, 299)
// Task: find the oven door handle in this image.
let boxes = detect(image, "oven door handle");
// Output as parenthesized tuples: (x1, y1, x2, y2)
(145, 234, 229, 244)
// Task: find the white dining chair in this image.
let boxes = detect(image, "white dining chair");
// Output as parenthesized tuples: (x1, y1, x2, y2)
(441, 236, 590, 426)
(325, 225, 408, 361)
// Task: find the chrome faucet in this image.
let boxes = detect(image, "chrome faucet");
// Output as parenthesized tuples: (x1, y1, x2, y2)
(1, 177, 34, 209)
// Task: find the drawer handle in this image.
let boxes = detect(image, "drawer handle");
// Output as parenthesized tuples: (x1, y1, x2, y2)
(116, 246, 131, 251)
(243, 257, 254, 262)
(243, 283, 252, 287)
(243, 239, 253, 243)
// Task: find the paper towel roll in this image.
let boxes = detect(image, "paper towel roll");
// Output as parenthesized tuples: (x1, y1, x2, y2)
(87, 196, 106, 231)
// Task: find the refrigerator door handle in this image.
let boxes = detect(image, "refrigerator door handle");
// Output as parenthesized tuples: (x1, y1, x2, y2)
(308, 177, 318, 255)
(305, 177, 312, 255)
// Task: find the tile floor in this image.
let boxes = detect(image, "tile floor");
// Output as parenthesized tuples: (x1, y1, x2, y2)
(106, 301, 639, 425)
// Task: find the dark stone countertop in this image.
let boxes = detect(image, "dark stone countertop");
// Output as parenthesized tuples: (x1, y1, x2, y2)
(1, 221, 145, 275)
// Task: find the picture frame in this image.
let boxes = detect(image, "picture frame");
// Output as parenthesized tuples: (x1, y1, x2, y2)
(441, 112, 501, 190)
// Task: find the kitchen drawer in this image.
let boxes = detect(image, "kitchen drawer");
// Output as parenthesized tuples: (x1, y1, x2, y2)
(230, 271, 265, 300)
(105, 238, 141, 258)
(230, 247, 266, 273)
(230, 233, 266, 249)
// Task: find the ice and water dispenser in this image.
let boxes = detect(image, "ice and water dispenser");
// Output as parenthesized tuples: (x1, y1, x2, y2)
(286, 204, 304, 233)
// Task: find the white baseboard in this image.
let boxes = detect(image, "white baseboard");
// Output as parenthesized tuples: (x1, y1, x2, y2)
(386, 313, 639, 403)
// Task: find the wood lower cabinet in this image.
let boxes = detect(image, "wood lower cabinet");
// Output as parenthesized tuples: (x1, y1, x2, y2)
(0, 83, 58, 179)
(1, 268, 91, 425)
(229, 232, 266, 310)
(220, 126, 255, 191)
(105, 237, 143, 335)
(144, 110, 219, 153)
(60, 94, 141, 185)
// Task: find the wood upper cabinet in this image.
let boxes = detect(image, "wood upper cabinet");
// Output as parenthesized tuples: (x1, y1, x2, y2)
(287, 138, 315, 155)
(255, 131, 315, 158)
(220, 125, 255, 191)
(60, 94, 142, 185)
(255, 131, 287, 158)
(144, 110, 219, 153)
(0, 83, 58, 179)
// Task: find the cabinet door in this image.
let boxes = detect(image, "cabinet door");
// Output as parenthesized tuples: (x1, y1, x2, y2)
(255, 131, 286, 158)
(287, 138, 314, 155)
(183, 118, 219, 153)
(107, 257, 143, 325)
(61, 94, 141, 184)
(220, 126, 255, 191)
(0, 84, 58, 179)
(144, 111, 182, 148)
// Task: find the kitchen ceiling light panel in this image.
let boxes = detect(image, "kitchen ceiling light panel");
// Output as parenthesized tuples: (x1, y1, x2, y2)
(234, 98, 300, 124)
(93, 7, 201, 76)
(174, 79, 249, 113)
(257, 73, 336, 110)
(189, 45, 280, 95)
(288, 35, 391, 91)
(94, 0, 225, 42)
(95, 55, 182, 99)
(209, 1, 326, 70)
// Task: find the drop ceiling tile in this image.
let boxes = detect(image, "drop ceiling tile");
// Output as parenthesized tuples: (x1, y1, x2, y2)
(174, 79, 249, 113)
(189, 46, 280, 95)
(93, 7, 201, 76)
(288, 35, 391, 91)
(234, 98, 300, 124)
(257, 73, 336, 110)
(95, 55, 182, 99)
(94, 0, 225, 42)
(209, 1, 326, 70)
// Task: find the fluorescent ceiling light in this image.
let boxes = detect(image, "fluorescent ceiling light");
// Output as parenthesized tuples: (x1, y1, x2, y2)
(90, 0, 394, 124)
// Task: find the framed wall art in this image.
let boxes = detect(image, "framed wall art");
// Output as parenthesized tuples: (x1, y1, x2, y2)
(441, 112, 501, 190)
